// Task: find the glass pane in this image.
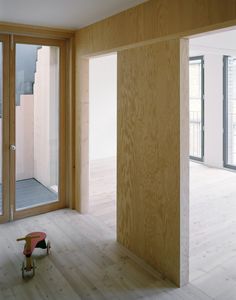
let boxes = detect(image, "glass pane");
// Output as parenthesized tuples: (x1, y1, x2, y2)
(15, 44, 59, 210)
(0, 42, 2, 215)
(189, 59, 203, 159)
(226, 56, 236, 166)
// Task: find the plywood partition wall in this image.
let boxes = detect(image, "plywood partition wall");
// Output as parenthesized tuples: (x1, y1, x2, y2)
(75, 0, 236, 288)
(77, 0, 236, 57)
(117, 39, 189, 286)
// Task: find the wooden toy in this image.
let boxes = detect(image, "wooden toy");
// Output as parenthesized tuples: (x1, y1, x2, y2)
(17, 232, 51, 278)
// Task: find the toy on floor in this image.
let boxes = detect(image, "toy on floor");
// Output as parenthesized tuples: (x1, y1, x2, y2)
(16, 232, 51, 278)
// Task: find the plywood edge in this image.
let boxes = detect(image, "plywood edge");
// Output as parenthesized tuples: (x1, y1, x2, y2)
(179, 38, 189, 287)
(65, 36, 76, 209)
(75, 57, 89, 213)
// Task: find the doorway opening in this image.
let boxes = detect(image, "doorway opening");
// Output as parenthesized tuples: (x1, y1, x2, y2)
(189, 28, 236, 297)
(88, 53, 117, 231)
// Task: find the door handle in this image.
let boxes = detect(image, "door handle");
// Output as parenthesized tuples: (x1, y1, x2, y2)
(10, 144, 16, 151)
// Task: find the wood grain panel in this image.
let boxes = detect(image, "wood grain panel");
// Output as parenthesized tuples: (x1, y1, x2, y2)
(65, 37, 76, 208)
(76, 0, 236, 56)
(180, 39, 190, 286)
(74, 0, 236, 287)
(0, 34, 10, 224)
(0, 21, 74, 39)
(75, 0, 236, 216)
(117, 39, 188, 286)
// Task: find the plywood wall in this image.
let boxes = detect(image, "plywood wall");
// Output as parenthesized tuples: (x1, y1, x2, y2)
(75, 0, 236, 214)
(75, 0, 236, 287)
(117, 39, 188, 286)
(77, 0, 236, 56)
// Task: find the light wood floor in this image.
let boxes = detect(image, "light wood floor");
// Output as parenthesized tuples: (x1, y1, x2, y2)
(1, 158, 236, 299)
(89, 157, 116, 231)
(90, 158, 236, 299)
(189, 162, 236, 299)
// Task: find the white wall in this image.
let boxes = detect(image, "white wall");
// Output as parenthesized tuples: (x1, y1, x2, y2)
(34, 46, 59, 188)
(16, 95, 34, 180)
(33, 47, 50, 186)
(204, 54, 223, 168)
(0, 95, 34, 182)
(89, 54, 117, 160)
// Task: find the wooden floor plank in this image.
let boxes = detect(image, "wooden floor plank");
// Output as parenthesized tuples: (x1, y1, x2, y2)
(89, 158, 236, 299)
(2, 158, 236, 298)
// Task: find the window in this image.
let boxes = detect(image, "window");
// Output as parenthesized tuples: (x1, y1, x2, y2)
(189, 56, 204, 161)
(223, 56, 236, 169)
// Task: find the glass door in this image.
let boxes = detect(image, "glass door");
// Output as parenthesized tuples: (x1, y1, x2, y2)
(10, 36, 66, 220)
(0, 35, 10, 223)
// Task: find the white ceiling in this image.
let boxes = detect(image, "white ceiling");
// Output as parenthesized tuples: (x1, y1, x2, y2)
(0, 0, 147, 30)
(190, 29, 236, 51)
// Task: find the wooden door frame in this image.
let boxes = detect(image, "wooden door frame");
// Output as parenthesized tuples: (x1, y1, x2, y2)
(10, 35, 67, 220)
(0, 34, 10, 223)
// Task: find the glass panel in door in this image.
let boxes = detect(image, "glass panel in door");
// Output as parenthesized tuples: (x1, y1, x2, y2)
(15, 43, 59, 211)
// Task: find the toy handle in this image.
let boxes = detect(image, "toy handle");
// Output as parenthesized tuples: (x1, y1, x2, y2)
(16, 235, 40, 242)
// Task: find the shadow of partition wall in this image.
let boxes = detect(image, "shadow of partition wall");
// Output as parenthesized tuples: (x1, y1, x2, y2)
(0, 43, 59, 214)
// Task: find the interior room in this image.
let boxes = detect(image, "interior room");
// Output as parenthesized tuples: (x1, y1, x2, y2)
(2, 0, 236, 299)
(188, 29, 236, 297)
(89, 53, 117, 230)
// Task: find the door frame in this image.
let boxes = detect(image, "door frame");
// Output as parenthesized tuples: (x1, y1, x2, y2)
(11, 35, 67, 220)
(0, 34, 68, 221)
(0, 34, 10, 223)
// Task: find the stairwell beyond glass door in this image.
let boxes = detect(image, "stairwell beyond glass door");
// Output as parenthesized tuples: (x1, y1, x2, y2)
(15, 44, 59, 210)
